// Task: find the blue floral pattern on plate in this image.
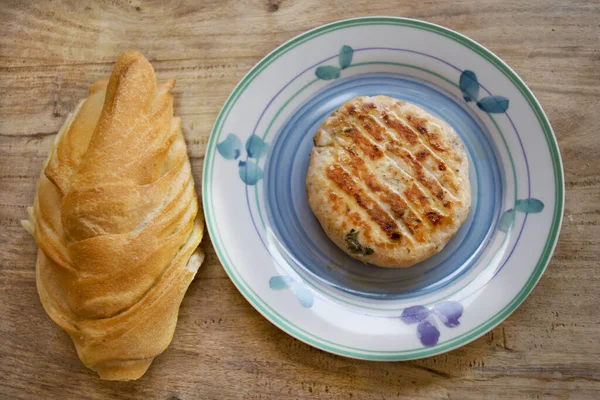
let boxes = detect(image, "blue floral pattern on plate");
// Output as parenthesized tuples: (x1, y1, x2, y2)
(228, 46, 547, 346)
(458, 69, 545, 233)
(204, 18, 563, 361)
(459, 70, 509, 114)
(401, 301, 463, 346)
(269, 275, 315, 308)
(217, 134, 268, 185)
(315, 45, 354, 80)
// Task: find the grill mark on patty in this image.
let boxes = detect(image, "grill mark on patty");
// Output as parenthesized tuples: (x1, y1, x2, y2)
(344, 109, 452, 207)
(344, 128, 384, 160)
(338, 147, 426, 242)
(343, 103, 459, 202)
(425, 210, 443, 225)
(338, 121, 442, 216)
(389, 143, 454, 202)
(340, 99, 462, 191)
(382, 111, 419, 145)
(326, 164, 402, 240)
(405, 112, 466, 165)
(335, 142, 449, 239)
(384, 110, 459, 196)
(416, 150, 429, 161)
(337, 119, 452, 224)
(327, 190, 374, 243)
(406, 113, 445, 149)
(356, 113, 384, 141)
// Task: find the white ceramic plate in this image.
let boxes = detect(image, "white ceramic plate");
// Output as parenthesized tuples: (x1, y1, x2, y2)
(202, 17, 564, 360)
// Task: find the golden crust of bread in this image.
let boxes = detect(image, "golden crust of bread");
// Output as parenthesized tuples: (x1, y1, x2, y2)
(21, 51, 204, 380)
(306, 96, 471, 268)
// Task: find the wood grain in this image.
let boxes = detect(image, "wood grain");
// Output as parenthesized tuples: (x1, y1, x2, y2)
(1, 0, 599, 399)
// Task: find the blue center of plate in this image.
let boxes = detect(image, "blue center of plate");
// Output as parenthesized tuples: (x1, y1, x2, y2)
(264, 73, 504, 299)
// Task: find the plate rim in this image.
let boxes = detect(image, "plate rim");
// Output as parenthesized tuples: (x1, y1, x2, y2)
(202, 16, 565, 360)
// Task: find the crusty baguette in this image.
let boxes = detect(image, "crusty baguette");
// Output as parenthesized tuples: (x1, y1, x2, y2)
(21, 51, 204, 380)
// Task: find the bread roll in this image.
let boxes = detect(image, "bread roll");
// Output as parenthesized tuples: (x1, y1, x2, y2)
(21, 51, 204, 380)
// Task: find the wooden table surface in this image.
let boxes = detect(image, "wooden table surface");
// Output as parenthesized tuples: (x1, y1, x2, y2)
(1, 1, 599, 399)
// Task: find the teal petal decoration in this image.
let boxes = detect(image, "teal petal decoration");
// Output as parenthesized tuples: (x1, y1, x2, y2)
(499, 209, 515, 233)
(477, 96, 510, 113)
(295, 285, 314, 308)
(269, 276, 314, 308)
(515, 198, 544, 213)
(338, 45, 354, 69)
(217, 133, 242, 160)
(459, 70, 479, 102)
(269, 275, 293, 290)
(245, 134, 268, 159)
(238, 160, 264, 185)
(315, 65, 341, 80)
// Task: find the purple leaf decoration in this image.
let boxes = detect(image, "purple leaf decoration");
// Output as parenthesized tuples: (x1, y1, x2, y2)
(433, 301, 463, 328)
(417, 319, 440, 347)
(401, 306, 431, 324)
